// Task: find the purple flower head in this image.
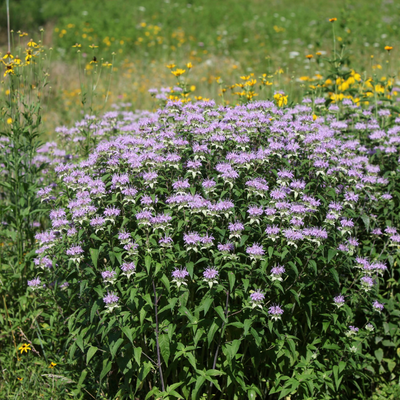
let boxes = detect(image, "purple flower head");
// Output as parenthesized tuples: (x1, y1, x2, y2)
(121, 262, 136, 278)
(136, 210, 153, 225)
(202, 179, 216, 191)
(101, 270, 117, 284)
(385, 227, 397, 235)
(171, 267, 189, 288)
(201, 233, 214, 248)
(104, 206, 121, 218)
(28, 277, 42, 290)
(250, 289, 265, 308)
(203, 267, 219, 288)
(347, 326, 359, 336)
(371, 228, 382, 235)
(183, 232, 202, 250)
(103, 292, 119, 311)
(118, 231, 131, 242)
(218, 242, 234, 255)
(361, 276, 374, 291)
(34, 256, 53, 270)
(333, 295, 345, 307)
(159, 236, 173, 247)
(246, 243, 265, 260)
(268, 265, 284, 281)
(372, 301, 384, 313)
(268, 305, 284, 320)
(270, 189, 287, 200)
(228, 221, 244, 238)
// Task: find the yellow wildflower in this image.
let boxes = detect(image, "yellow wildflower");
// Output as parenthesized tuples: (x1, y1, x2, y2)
(7, 118, 12, 124)
(18, 343, 31, 354)
(329, 18, 337, 22)
(384, 46, 393, 52)
(274, 93, 288, 107)
(89, 44, 98, 49)
(72, 43, 81, 48)
(306, 54, 313, 59)
(171, 68, 185, 77)
(27, 39, 38, 48)
(166, 64, 176, 69)
(186, 62, 193, 69)
(48, 362, 57, 369)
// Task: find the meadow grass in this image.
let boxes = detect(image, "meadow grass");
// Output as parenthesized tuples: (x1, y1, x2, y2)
(1, 0, 400, 137)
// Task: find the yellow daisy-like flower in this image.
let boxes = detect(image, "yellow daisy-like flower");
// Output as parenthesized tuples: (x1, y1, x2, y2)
(89, 44, 98, 49)
(19, 32, 28, 37)
(27, 39, 38, 48)
(2, 52, 14, 60)
(306, 54, 313, 59)
(18, 343, 31, 354)
(17, 377, 23, 381)
(7, 118, 12, 124)
(384, 46, 393, 52)
(3, 63, 15, 77)
(186, 62, 193, 69)
(171, 68, 186, 77)
(48, 362, 57, 368)
(329, 18, 337, 22)
(166, 63, 176, 69)
(72, 43, 82, 48)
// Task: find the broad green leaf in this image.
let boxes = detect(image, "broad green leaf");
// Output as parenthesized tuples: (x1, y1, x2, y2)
(328, 249, 337, 263)
(89, 248, 100, 268)
(228, 271, 236, 291)
(375, 348, 383, 363)
(100, 359, 112, 381)
(134, 347, 142, 366)
(110, 338, 124, 359)
(159, 334, 170, 366)
(86, 346, 98, 364)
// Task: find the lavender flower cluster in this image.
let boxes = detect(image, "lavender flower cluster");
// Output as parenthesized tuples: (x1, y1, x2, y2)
(29, 98, 399, 319)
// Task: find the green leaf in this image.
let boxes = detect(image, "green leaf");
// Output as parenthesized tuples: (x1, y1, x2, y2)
(100, 359, 112, 381)
(90, 248, 100, 269)
(135, 361, 153, 392)
(186, 261, 194, 278)
(121, 326, 133, 343)
(159, 334, 170, 366)
(134, 347, 142, 366)
(76, 334, 84, 353)
(361, 214, 370, 232)
(223, 339, 241, 360)
(214, 306, 226, 322)
(228, 271, 236, 291)
(375, 348, 383, 363)
(191, 376, 206, 400)
(207, 322, 219, 346)
(328, 249, 337, 263)
(110, 338, 124, 359)
(86, 346, 98, 364)
(202, 297, 213, 316)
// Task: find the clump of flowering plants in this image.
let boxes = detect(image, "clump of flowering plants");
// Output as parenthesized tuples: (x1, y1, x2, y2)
(30, 98, 400, 399)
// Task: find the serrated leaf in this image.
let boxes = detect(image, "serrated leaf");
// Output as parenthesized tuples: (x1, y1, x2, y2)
(159, 334, 170, 366)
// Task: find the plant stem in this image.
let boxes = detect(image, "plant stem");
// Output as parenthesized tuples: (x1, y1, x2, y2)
(152, 280, 165, 392)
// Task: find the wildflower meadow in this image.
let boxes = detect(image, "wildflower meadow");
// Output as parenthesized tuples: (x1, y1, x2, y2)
(1, 1, 400, 399)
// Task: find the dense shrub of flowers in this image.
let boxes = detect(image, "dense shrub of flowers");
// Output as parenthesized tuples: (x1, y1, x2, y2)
(30, 99, 400, 399)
